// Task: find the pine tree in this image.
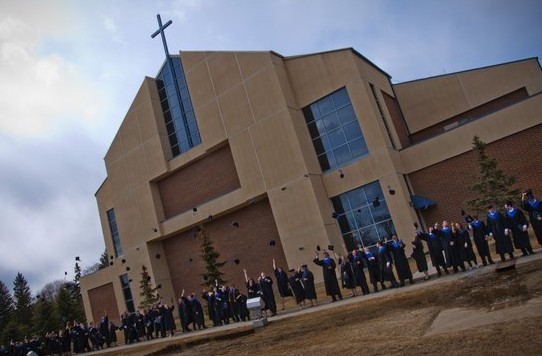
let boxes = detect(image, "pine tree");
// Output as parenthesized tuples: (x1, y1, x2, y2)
(138, 265, 158, 309)
(199, 226, 226, 289)
(0, 280, 14, 343)
(31, 298, 59, 337)
(13, 272, 32, 328)
(56, 282, 85, 325)
(468, 136, 520, 214)
(99, 249, 109, 270)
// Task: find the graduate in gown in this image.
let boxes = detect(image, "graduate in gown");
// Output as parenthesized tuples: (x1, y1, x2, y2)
(258, 272, 277, 316)
(467, 215, 494, 266)
(362, 247, 383, 292)
(417, 227, 449, 276)
(376, 241, 400, 288)
(410, 233, 429, 280)
(521, 189, 542, 247)
(504, 201, 535, 256)
(449, 222, 467, 273)
(339, 254, 357, 297)
(454, 222, 477, 268)
(189, 293, 206, 330)
(313, 251, 342, 302)
(287, 268, 306, 309)
(273, 259, 292, 311)
(388, 235, 414, 286)
(352, 249, 370, 295)
(486, 205, 515, 261)
(300, 265, 318, 306)
(436, 222, 454, 269)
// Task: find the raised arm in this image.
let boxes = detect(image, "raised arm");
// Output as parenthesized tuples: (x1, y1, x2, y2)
(243, 269, 248, 283)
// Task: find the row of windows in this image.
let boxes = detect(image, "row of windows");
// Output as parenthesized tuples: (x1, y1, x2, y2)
(156, 56, 201, 157)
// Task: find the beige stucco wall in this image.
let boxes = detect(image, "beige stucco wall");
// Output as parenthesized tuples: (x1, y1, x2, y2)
(395, 58, 542, 133)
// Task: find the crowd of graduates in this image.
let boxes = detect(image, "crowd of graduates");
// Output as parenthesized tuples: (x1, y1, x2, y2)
(2, 190, 540, 355)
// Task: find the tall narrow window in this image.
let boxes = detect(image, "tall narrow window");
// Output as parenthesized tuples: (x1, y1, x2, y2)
(302, 87, 369, 172)
(107, 208, 123, 257)
(331, 181, 396, 250)
(156, 56, 201, 158)
(119, 274, 135, 313)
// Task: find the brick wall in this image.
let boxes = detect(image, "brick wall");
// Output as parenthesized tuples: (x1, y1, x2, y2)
(409, 124, 542, 228)
(410, 88, 529, 142)
(162, 199, 289, 297)
(157, 144, 241, 220)
(88, 282, 120, 324)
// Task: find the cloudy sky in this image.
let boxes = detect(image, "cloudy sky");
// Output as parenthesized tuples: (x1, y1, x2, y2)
(0, 0, 540, 294)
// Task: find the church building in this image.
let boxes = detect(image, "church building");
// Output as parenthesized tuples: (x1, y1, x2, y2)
(80, 20, 542, 323)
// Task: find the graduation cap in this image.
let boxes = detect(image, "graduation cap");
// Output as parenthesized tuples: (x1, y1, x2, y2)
(316, 245, 321, 251)
(328, 245, 334, 251)
(269, 240, 276, 246)
(301, 264, 307, 268)
(234, 259, 240, 265)
(388, 189, 395, 195)
(109, 261, 114, 266)
(128, 279, 133, 283)
(121, 259, 126, 264)
(192, 207, 198, 212)
(155, 254, 161, 259)
(126, 266, 130, 271)
(339, 170, 344, 179)
(75, 256, 80, 261)
(64, 271, 68, 276)
(461, 209, 466, 216)
(189, 258, 193, 262)
(110, 255, 114, 260)
(231, 222, 240, 228)
(157, 284, 162, 289)
(372, 197, 380, 208)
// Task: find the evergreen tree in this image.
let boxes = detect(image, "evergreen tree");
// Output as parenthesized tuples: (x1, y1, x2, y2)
(138, 265, 158, 309)
(0, 280, 14, 343)
(468, 136, 520, 214)
(199, 226, 226, 289)
(99, 249, 109, 270)
(12, 273, 32, 328)
(31, 298, 59, 337)
(56, 282, 85, 325)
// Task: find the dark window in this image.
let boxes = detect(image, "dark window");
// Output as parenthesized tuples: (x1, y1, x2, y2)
(331, 181, 396, 250)
(119, 274, 135, 313)
(302, 87, 369, 172)
(106, 208, 123, 258)
(156, 56, 201, 158)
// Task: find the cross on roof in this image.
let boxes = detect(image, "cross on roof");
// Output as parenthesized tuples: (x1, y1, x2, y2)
(151, 14, 173, 58)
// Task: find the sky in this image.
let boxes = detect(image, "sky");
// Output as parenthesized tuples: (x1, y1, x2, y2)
(0, 0, 541, 295)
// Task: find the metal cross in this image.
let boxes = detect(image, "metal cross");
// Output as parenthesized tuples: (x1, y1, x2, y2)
(151, 14, 173, 58)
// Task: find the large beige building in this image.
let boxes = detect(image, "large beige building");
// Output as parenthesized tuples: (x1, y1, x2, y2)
(80, 47, 542, 323)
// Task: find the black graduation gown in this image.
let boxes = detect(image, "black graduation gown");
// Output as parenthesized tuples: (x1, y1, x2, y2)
(410, 238, 428, 272)
(388, 240, 413, 282)
(300, 269, 317, 300)
(362, 251, 380, 286)
(486, 211, 514, 254)
(461, 229, 477, 262)
(340, 260, 357, 289)
(417, 231, 446, 268)
(521, 198, 542, 246)
(274, 268, 293, 298)
(504, 208, 532, 251)
(437, 228, 454, 268)
(313, 257, 341, 297)
(258, 276, 277, 314)
(178, 297, 193, 331)
(377, 246, 397, 283)
(287, 272, 306, 304)
(352, 254, 370, 293)
(469, 221, 491, 257)
(450, 229, 466, 268)
(190, 297, 205, 327)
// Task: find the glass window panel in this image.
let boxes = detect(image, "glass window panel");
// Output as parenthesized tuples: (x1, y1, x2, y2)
(347, 190, 365, 210)
(303, 106, 316, 123)
(319, 134, 332, 153)
(166, 122, 175, 135)
(359, 226, 379, 247)
(185, 110, 195, 124)
(349, 138, 369, 159)
(171, 145, 180, 157)
(182, 98, 192, 112)
(180, 86, 189, 100)
(337, 105, 357, 125)
(371, 200, 391, 223)
(161, 100, 170, 112)
(315, 119, 326, 136)
(188, 121, 198, 137)
(332, 88, 350, 108)
(345, 212, 357, 231)
(376, 220, 396, 240)
(307, 121, 320, 139)
(156, 80, 165, 91)
(333, 145, 352, 166)
(163, 110, 172, 124)
(180, 140, 190, 152)
(344, 121, 363, 142)
(317, 153, 333, 171)
(331, 196, 346, 214)
(312, 137, 326, 156)
(168, 133, 178, 147)
(364, 182, 383, 204)
(354, 206, 374, 228)
(191, 132, 201, 145)
(322, 112, 341, 132)
(327, 128, 346, 148)
(337, 214, 351, 233)
(317, 96, 334, 116)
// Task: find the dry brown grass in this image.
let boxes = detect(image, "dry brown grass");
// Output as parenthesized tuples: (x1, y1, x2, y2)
(97, 257, 542, 355)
